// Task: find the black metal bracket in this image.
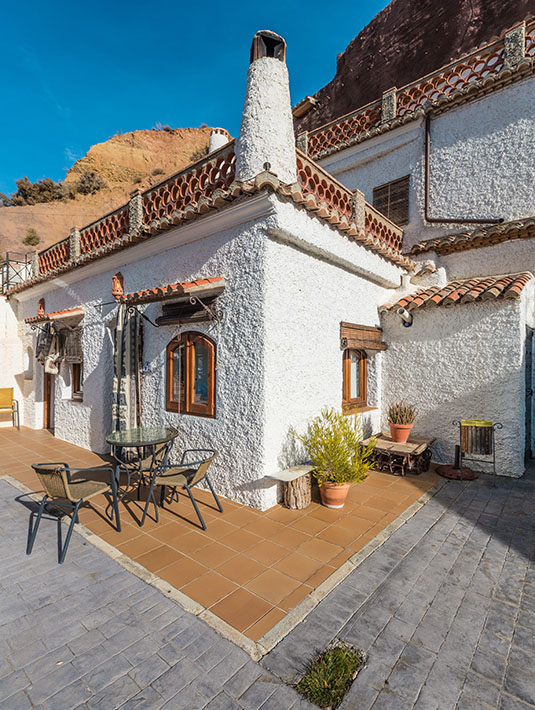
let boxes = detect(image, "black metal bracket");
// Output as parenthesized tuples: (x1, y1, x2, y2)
(126, 305, 161, 328)
(29, 323, 48, 333)
(188, 295, 224, 322)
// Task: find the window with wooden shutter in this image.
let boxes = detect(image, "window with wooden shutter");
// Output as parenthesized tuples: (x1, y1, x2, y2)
(373, 175, 410, 226)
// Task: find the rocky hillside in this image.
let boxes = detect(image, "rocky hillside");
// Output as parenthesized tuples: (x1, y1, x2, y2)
(0, 127, 212, 256)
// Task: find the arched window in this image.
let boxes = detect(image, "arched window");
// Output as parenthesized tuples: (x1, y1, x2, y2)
(166, 332, 216, 418)
(343, 349, 367, 408)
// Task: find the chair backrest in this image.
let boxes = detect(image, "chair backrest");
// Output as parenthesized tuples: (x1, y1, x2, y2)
(460, 420, 493, 455)
(190, 452, 218, 486)
(0, 387, 13, 409)
(31, 464, 73, 501)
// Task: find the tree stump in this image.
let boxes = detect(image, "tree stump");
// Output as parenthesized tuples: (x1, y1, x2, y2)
(283, 472, 312, 509)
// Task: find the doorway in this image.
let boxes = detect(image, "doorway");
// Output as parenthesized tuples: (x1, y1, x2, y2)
(44, 372, 55, 432)
(525, 326, 534, 460)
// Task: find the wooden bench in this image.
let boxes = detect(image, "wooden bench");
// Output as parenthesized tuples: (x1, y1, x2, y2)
(266, 464, 314, 509)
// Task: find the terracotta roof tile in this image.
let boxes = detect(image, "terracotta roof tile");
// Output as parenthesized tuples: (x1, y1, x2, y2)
(408, 217, 535, 256)
(25, 306, 84, 324)
(118, 277, 225, 305)
(382, 272, 532, 312)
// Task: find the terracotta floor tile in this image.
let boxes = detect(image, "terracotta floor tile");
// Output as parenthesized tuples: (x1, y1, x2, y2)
(366, 497, 398, 514)
(317, 524, 362, 547)
(278, 583, 313, 611)
(329, 548, 354, 567)
(135, 544, 182, 572)
(180, 572, 238, 608)
(309, 505, 346, 523)
(222, 508, 261, 528)
(274, 551, 324, 583)
(217, 554, 267, 585)
(97, 525, 140, 546)
(244, 607, 286, 641)
(242, 518, 285, 538)
(210, 589, 273, 633)
(203, 519, 239, 538)
(158, 557, 208, 588)
(290, 515, 330, 535)
(336, 516, 373, 535)
(245, 568, 301, 605)
(172, 530, 212, 555)
(247, 539, 289, 566)
(354, 505, 387, 522)
(265, 506, 305, 524)
(306, 565, 336, 589)
(297, 537, 343, 564)
(270, 527, 311, 550)
(218, 528, 262, 553)
(193, 541, 237, 569)
(116, 534, 161, 558)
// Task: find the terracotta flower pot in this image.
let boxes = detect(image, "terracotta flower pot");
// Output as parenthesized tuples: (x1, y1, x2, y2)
(389, 422, 413, 444)
(319, 482, 351, 509)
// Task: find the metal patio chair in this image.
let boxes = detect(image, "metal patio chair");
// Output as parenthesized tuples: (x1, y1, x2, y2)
(453, 419, 503, 477)
(141, 449, 221, 530)
(27, 462, 121, 563)
(0, 387, 19, 429)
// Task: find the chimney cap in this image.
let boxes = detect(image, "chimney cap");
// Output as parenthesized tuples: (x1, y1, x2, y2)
(250, 30, 286, 64)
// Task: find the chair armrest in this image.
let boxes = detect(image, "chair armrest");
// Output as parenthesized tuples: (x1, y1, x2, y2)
(69, 466, 113, 474)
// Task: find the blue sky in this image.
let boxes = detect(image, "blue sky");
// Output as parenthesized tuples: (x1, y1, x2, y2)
(0, 0, 388, 195)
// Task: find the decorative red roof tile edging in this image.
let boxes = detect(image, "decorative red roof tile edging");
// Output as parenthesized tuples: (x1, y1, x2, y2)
(25, 306, 84, 324)
(80, 206, 129, 254)
(306, 19, 535, 160)
(142, 142, 236, 231)
(381, 272, 532, 312)
(296, 151, 404, 252)
(408, 217, 535, 256)
(38, 238, 70, 274)
(118, 277, 225, 305)
(9, 150, 414, 296)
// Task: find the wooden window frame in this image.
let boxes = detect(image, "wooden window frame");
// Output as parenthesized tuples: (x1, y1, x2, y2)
(372, 175, 410, 226)
(166, 331, 216, 418)
(72, 362, 83, 400)
(343, 349, 367, 409)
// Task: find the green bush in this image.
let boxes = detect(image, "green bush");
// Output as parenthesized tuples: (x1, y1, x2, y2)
(23, 228, 40, 247)
(293, 408, 375, 486)
(75, 171, 107, 195)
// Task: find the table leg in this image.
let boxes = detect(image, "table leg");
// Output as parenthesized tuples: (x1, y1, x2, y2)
(109, 469, 121, 532)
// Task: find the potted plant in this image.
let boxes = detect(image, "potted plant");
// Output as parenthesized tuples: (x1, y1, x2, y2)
(293, 408, 376, 509)
(388, 400, 417, 444)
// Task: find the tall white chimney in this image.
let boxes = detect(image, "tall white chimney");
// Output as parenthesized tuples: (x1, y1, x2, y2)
(209, 128, 230, 153)
(235, 30, 297, 184)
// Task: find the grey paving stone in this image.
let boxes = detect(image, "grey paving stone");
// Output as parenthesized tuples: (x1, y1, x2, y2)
(258, 684, 302, 710)
(26, 663, 81, 705)
(86, 674, 140, 710)
(239, 675, 279, 708)
(504, 665, 535, 706)
(82, 653, 132, 693)
(384, 642, 435, 704)
(150, 658, 200, 700)
(413, 660, 465, 709)
(224, 660, 264, 699)
(119, 686, 166, 709)
(200, 691, 243, 710)
(0, 689, 32, 710)
(462, 671, 501, 707)
(498, 693, 535, 709)
(129, 655, 170, 688)
(42, 678, 92, 710)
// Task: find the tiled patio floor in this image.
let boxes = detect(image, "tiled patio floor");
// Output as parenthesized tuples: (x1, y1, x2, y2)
(0, 427, 439, 642)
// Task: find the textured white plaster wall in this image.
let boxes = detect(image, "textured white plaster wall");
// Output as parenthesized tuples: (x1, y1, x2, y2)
(16, 214, 277, 508)
(262, 200, 396, 504)
(236, 56, 297, 184)
(434, 240, 535, 282)
(0, 296, 27, 427)
(382, 296, 528, 477)
(321, 78, 535, 252)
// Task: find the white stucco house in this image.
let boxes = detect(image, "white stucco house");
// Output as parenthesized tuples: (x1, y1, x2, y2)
(1, 19, 535, 508)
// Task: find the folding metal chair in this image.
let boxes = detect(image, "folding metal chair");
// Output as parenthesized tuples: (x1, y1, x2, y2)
(27, 462, 121, 563)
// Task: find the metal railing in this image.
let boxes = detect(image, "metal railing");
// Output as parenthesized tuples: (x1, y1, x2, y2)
(1, 252, 33, 295)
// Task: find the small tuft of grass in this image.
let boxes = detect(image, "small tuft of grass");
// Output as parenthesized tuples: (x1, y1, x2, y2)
(295, 642, 364, 708)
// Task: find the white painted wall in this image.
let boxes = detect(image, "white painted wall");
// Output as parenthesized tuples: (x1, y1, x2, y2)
(320, 77, 535, 252)
(262, 200, 400, 504)
(381, 288, 531, 477)
(0, 296, 28, 427)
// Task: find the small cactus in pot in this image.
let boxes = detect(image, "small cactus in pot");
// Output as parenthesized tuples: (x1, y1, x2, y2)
(388, 401, 417, 444)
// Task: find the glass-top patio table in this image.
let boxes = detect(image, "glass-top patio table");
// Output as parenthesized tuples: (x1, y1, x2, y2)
(106, 427, 179, 506)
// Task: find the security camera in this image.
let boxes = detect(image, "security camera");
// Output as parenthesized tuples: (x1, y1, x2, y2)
(396, 307, 413, 327)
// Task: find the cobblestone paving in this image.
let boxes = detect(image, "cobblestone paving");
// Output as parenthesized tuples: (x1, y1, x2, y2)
(263, 469, 535, 709)
(0, 480, 312, 710)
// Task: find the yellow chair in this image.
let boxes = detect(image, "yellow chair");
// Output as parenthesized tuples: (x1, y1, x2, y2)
(0, 388, 19, 429)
